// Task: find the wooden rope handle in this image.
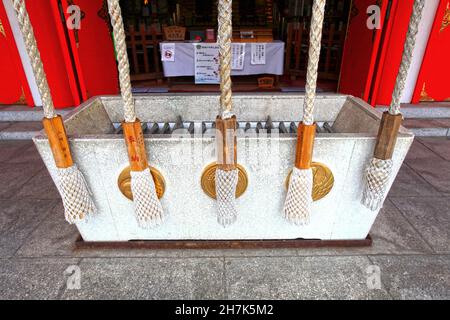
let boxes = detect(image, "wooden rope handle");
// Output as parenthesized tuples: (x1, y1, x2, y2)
(123, 120, 149, 172)
(295, 123, 316, 170)
(42, 115, 73, 168)
(216, 116, 237, 171)
(374, 112, 403, 160)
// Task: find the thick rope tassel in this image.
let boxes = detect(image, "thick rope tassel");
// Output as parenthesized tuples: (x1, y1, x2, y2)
(216, 168, 238, 226)
(56, 165, 96, 224)
(130, 168, 164, 228)
(12, 0, 95, 224)
(284, 0, 325, 225)
(284, 167, 313, 225)
(123, 121, 164, 228)
(284, 123, 316, 225)
(215, 116, 238, 227)
(108, 0, 164, 228)
(362, 0, 424, 211)
(43, 116, 96, 224)
(215, 0, 238, 227)
(362, 158, 394, 211)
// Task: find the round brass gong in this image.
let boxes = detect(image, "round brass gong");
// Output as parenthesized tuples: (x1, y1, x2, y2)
(118, 165, 166, 200)
(201, 162, 249, 200)
(285, 162, 334, 201)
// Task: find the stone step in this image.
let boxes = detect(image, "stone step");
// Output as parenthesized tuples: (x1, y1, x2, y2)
(0, 121, 42, 140)
(403, 118, 450, 137)
(378, 102, 450, 119)
(0, 105, 73, 122)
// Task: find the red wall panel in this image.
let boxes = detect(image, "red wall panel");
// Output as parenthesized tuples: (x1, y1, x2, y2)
(371, 0, 415, 106)
(26, 0, 81, 108)
(63, 0, 118, 98)
(339, 0, 389, 101)
(412, 0, 450, 103)
(0, 2, 33, 106)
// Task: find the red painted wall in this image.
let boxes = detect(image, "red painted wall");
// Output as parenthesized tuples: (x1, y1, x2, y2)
(26, 0, 82, 108)
(339, 0, 389, 101)
(370, 0, 415, 106)
(0, 2, 33, 106)
(64, 0, 118, 99)
(412, 0, 450, 103)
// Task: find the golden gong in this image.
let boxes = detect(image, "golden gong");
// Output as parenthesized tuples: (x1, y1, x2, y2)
(285, 162, 334, 201)
(201, 162, 249, 199)
(118, 165, 166, 200)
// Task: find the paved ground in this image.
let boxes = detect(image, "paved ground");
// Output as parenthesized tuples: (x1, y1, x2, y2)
(0, 137, 449, 300)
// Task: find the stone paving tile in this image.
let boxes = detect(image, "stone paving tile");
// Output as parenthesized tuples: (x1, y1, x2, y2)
(0, 122, 12, 130)
(0, 162, 44, 199)
(225, 256, 391, 299)
(15, 169, 60, 200)
(418, 137, 450, 161)
(406, 158, 450, 193)
(0, 200, 57, 257)
(0, 258, 80, 300)
(6, 142, 44, 164)
(295, 200, 433, 257)
(16, 203, 78, 258)
(405, 140, 441, 161)
(0, 141, 32, 162)
(388, 164, 439, 197)
(403, 119, 447, 129)
(0, 121, 42, 132)
(390, 197, 450, 253)
(369, 255, 450, 300)
(61, 257, 225, 300)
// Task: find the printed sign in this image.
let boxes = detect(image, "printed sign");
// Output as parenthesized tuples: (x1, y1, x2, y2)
(161, 43, 175, 62)
(231, 43, 245, 70)
(251, 43, 266, 65)
(194, 44, 220, 84)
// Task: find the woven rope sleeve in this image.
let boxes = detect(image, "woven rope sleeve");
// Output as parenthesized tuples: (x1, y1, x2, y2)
(302, 0, 326, 125)
(362, 0, 425, 211)
(130, 168, 165, 228)
(218, 0, 233, 119)
(389, 0, 425, 115)
(12, 0, 55, 119)
(107, 0, 136, 123)
(57, 165, 97, 224)
(362, 158, 393, 211)
(284, 168, 313, 225)
(215, 169, 239, 226)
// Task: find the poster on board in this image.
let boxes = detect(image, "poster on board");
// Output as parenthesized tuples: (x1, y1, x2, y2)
(194, 44, 220, 84)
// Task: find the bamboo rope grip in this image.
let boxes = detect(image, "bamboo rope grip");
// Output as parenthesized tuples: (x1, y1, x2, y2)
(374, 112, 403, 160)
(216, 116, 237, 171)
(42, 115, 73, 169)
(123, 120, 149, 172)
(295, 123, 317, 169)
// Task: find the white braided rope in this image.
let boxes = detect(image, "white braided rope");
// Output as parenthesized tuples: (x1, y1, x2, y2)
(362, 158, 393, 211)
(216, 169, 238, 227)
(283, 0, 325, 225)
(218, 0, 233, 120)
(130, 169, 165, 228)
(13, 0, 96, 223)
(107, 0, 136, 123)
(57, 165, 96, 224)
(284, 168, 313, 225)
(12, 0, 55, 119)
(107, 0, 164, 227)
(303, 0, 326, 125)
(362, 0, 424, 211)
(389, 0, 425, 115)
